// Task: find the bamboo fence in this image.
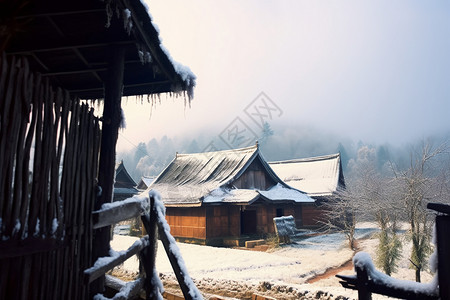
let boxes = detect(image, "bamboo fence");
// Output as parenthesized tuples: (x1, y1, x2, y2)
(0, 52, 101, 300)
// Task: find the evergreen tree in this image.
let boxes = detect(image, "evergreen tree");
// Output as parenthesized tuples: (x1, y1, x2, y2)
(259, 122, 274, 145)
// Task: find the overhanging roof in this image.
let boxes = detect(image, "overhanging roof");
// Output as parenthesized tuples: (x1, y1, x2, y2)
(2, 0, 196, 100)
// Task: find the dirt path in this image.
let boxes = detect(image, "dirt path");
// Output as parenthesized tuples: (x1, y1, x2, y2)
(306, 258, 353, 283)
(306, 240, 359, 284)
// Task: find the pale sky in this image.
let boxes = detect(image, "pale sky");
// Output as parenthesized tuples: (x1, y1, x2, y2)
(117, 0, 450, 152)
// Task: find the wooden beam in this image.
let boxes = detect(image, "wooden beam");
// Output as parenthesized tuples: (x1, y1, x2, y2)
(0, 238, 68, 259)
(124, 0, 175, 82)
(92, 199, 148, 229)
(157, 213, 198, 300)
(140, 197, 160, 299)
(84, 236, 149, 283)
(72, 48, 104, 83)
(15, 9, 106, 19)
(104, 275, 145, 299)
(7, 40, 135, 55)
(91, 45, 125, 297)
(68, 80, 173, 97)
(42, 67, 107, 76)
(436, 215, 450, 300)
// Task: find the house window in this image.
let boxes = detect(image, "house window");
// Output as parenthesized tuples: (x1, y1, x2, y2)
(276, 208, 284, 217)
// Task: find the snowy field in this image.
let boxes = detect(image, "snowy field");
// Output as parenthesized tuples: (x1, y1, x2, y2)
(110, 223, 435, 299)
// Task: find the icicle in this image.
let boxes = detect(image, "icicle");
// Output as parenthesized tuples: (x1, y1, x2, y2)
(144, 52, 152, 63)
(122, 8, 133, 34)
(105, 0, 113, 28)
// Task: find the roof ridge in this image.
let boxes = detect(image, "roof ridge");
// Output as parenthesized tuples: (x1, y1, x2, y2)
(269, 153, 340, 164)
(176, 144, 258, 157)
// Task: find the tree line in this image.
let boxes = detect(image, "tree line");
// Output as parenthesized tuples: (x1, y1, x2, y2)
(323, 140, 450, 282)
(118, 123, 441, 182)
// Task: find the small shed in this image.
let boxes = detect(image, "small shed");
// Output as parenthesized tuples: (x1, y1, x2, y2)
(269, 153, 346, 226)
(149, 144, 314, 246)
(113, 161, 138, 201)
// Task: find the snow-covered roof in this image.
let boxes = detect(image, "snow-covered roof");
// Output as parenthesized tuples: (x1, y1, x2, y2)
(115, 161, 137, 188)
(203, 184, 313, 205)
(137, 176, 156, 190)
(149, 145, 314, 206)
(269, 153, 345, 197)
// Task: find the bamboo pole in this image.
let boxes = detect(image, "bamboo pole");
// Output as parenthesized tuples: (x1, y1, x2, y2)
(1, 55, 19, 234)
(29, 76, 44, 240)
(19, 72, 40, 239)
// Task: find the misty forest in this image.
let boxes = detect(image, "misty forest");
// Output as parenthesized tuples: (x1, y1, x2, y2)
(118, 123, 450, 186)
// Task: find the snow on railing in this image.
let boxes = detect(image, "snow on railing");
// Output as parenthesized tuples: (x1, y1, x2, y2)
(352, 252, 438, 297)
(149, 190, 203, 300)
(85, 190, 203, 300)
(337, 202, 450, 300)
(92, 195, 149, 229)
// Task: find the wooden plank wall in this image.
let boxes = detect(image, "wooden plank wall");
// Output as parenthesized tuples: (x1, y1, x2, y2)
(302, 204, 325, 226)
(0, 53, 100, 299)
(206, 206, 240, 238)
(166, 207, 207, 239)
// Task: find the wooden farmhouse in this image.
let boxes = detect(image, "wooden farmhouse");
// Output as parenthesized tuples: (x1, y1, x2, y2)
(113, 161, 139, 201)
(0, 0, 195, 298)
(149, 144, 315, 246)
(269, 153, 346, 226)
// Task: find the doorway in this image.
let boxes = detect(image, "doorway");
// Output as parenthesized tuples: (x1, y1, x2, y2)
(241, 209, 257, 235)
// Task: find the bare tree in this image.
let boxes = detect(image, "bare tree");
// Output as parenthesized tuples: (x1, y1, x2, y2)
(324, 145, 403, 272)
(321, 190, 359, 250)
(393, 141, 448, 282)
(321, 146, 379, 250)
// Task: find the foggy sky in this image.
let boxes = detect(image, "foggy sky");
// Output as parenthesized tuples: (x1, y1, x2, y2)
(118, 0, 450, 152)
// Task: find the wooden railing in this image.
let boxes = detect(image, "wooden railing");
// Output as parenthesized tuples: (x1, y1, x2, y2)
(336, 202, 450, 300)
(84, 192, 202, 300)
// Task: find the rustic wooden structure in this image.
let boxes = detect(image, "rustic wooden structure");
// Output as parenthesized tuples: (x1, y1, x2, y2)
(113, 160, 139, 202)
(336, 202, 449, 300)
(269, 153, 346, 226)
(86, 193, 202, 299)
(149, 144, 315, 246)
(1, 0, 195, 298)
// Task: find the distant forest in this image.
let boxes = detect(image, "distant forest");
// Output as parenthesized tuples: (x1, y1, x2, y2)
(117, 123, 450, 184)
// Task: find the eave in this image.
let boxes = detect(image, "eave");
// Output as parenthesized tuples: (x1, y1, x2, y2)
(2, 0, 196, 100)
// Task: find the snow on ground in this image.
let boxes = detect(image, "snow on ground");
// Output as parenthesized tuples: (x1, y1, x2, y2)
(110, 223, 435, 299)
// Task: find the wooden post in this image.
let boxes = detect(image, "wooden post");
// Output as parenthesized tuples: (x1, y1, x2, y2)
(158, 223, 196, 300)
(140, 197, 160, 299)
(90, 45, 125, 297)
(356, 266, 372, 300)
(436, 215, 450, 299)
